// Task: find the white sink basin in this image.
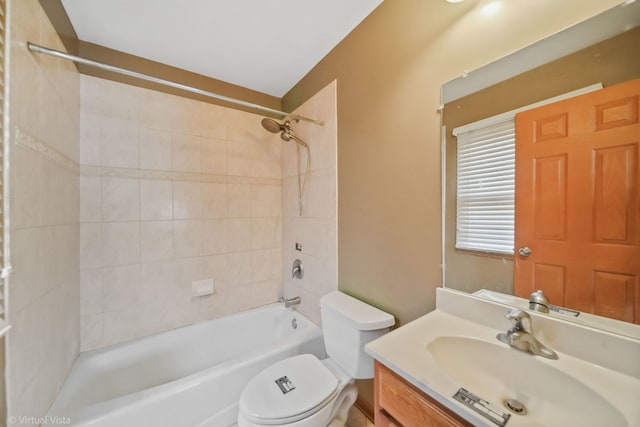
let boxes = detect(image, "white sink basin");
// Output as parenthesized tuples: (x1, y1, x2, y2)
(426, 336, 626, 427)
(365, 289, 640, 427)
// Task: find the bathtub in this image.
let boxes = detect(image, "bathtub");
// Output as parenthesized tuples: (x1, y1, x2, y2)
(47, 304, 325, 427)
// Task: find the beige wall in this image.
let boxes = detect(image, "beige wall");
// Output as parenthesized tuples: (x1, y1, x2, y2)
(284, 0, 622, 325)
(282, 0, 621, 412)
(7, 0, 80, 418)
(79, 75, 284, 350)
(281, 81, 338, 325)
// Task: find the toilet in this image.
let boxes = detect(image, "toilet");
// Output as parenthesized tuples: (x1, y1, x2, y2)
(237, 291, 395, 427)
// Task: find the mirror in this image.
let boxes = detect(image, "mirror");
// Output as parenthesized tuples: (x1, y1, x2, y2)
(442, 1, 640, 332)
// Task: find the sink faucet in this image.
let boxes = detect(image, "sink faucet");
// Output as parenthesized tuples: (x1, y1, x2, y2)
(529, 290, 550, 313)
(497, 309, 558, 360)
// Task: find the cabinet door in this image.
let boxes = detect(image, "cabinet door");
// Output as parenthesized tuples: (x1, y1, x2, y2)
(374, 362, 471, 427)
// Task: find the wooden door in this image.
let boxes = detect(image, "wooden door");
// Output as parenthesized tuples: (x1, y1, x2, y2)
(514, 78, 640, 324)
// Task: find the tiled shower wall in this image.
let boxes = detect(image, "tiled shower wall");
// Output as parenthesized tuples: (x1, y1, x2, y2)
(79, 76, 283, 350)
(282, 81, 338, 325)
(7, 0, 80, 418)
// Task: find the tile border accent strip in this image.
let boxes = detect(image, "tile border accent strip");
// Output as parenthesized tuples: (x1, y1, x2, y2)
(80, 164, 281, 186)
(13, 125, 79, 173)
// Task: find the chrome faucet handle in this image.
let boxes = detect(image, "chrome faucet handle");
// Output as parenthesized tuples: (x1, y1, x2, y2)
(291, 259, 304, 279)
(499, 308, 558, 360)
(505, 309, 532, 332)
(529, 290, 550, 313)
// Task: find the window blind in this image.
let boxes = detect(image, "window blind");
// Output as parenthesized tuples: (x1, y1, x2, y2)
(455, 119, 515, 254)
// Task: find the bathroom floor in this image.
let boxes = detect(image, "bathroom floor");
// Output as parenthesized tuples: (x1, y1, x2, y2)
(346, 407, 375, 427)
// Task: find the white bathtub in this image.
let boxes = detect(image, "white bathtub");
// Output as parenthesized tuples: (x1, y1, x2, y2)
(48, 304, 325, 427)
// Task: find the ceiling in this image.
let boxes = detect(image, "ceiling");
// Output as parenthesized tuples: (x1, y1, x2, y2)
(61, 0, 384, 97)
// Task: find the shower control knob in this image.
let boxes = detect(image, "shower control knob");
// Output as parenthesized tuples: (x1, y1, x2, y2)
(518, 247, 532, 257)
(292, 259, 304, 279)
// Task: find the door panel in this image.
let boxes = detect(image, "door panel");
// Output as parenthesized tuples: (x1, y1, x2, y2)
(515, 78, 640, 324)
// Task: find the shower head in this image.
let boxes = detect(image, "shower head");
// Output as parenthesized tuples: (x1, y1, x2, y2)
(261, 118, 285, 134)
(280, 132, 292, 141)
(260, 117, 308, 148)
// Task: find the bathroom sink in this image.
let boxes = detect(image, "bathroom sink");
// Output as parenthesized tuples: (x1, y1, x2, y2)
(366, 289, 640, 427)
(426, 336, 626, 427)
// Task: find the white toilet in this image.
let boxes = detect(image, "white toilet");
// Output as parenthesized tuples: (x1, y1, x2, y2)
(237, 291, 395, 427)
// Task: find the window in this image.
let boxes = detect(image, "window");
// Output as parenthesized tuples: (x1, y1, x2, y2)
(451, 84, 603, 256)
(455, 120, 515, 254)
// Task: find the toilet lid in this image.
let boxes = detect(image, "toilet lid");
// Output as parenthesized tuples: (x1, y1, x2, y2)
(239, 354, 339, 423)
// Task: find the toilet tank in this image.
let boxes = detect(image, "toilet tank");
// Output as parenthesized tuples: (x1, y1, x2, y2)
(320, 291, 395, 379)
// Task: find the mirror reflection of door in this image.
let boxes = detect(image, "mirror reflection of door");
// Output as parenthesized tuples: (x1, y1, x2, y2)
(514, 78, 640, 324)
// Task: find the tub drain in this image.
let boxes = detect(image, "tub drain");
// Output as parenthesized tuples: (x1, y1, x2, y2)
(504, 399, 527, 415)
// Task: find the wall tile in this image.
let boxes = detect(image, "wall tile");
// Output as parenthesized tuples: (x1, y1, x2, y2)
(102, 177, 140, 221)
(141, 220, 173, 262)
(8, 0, 81, 417)
(10, 228, 44, 313)
(202, 183, 227, 219)
(140, 128, 172, 170)
(102, 308, 147, 347)
(101, 119, 139, 169)
(227, 183, 251, 218)
(80, 175, 102, 222)
(281, 81, 338, 325)
(80, 223, 102, 269)
(140, 179, 173, 220)
(202, 219, 228, 255)
(227, 140, 253, 177)
(251, 217, 281, 250)
(10, 144, 42, 229)
(81, 314, 104, 351)
(172, 133, 202, 173)
(202, 254, 228, 290)
(251, 249, 273, 283)
(227, 218, 251, 252)
(173, 219, 202, 258)
(227, 251, 252, 286)
(202, 137, 227, 175)
(79, 75, 301, 350)
(141, 261, 177, 301)
(102, 221, 140, 267)
(199, 104, 228, 140)
(251, 185, 281, 217)
(174, 257, 206, 299)
(103, 264, 143, 312)
(173, 181, 203, 219)
(80, 268, 103, 316)
(79, 111, 101, 166)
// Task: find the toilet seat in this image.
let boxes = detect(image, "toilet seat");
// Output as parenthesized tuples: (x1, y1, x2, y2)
(239, 354, 339, 425)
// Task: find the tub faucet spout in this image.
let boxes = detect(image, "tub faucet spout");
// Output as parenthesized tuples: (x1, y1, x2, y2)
(282, 296, 301, 308)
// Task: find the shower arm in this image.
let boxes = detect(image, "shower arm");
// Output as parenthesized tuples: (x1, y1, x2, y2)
(26, 42, 325, 127)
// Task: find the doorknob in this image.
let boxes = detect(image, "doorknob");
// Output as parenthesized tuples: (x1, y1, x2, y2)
(518, 247, 532, 257)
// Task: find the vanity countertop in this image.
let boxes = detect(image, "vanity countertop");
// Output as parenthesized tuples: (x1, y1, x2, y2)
(365, 288, 640, 427)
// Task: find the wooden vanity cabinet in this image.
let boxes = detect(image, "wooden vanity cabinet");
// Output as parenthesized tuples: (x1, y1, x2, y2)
(374, 361, 472, 427)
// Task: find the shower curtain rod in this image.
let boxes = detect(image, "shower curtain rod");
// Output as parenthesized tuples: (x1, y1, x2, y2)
(27, 42, 325, 126)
